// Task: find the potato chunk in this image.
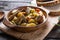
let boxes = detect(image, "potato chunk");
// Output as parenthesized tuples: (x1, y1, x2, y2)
(30, 9, 35, 13)
(12, 16, 17, 21)
(17, 12, 25, 17)
(21, 23, 27, 26)
(28, 19, 35, 23)
(26, 23, 36, 27)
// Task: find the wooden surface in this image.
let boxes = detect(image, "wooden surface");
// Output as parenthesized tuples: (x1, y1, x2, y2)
(0, 1, 59, 40)
(45, 22, 60, 39)
(0, 15, 59, 40)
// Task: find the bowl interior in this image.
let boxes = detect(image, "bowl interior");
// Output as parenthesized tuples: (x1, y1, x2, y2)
(7, 6, 47, 27)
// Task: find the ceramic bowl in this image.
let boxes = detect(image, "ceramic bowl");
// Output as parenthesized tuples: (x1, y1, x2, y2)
(3, 6, 49, 33)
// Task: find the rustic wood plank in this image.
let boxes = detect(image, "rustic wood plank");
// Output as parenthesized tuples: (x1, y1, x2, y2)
(0, 15, 59, 40)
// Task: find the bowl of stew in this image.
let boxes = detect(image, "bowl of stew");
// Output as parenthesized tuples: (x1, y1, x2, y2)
(3, 6, 48, 32)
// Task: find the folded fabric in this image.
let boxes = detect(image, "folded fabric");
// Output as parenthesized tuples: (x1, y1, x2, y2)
(0, 0, 37, 11)
(0, 0, 32, 2)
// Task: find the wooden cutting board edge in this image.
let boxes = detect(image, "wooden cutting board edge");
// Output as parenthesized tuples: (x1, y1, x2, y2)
(0, 16, 59, 40)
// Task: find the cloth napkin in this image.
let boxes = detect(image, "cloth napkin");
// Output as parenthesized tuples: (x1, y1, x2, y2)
(0, 0, 37, 11)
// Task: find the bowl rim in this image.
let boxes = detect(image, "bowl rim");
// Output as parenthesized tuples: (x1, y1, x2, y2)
(0, 11, 5, 20)
(37, 0, 57, 3)
(5, 6, 48, 28)
(37, 0, 59, 6)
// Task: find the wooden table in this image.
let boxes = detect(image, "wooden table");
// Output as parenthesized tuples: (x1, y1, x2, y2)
(45, 21, 60, 40)
(0, 11, 59, 40)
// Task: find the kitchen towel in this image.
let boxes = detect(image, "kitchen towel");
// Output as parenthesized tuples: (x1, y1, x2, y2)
(0, 0, 37, 11)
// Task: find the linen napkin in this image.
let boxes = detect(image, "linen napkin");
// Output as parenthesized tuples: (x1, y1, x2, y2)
(0, 0, 37, 11)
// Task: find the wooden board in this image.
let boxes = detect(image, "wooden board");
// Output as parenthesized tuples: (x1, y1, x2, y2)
(0, 15, 59, 40)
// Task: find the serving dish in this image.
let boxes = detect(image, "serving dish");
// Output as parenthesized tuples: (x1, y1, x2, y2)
(3, 6, 48, 33)
(49, 10, 60, 16)
(44, 4, 60, 16)
(0, 11, 4, 20)
(37, 0, 60, 6)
